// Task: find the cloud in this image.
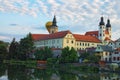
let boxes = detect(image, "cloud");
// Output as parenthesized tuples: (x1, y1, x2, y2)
(10, 24, 18, 26)
(0, 35, 10, 41)
(0, 0, 120, 41)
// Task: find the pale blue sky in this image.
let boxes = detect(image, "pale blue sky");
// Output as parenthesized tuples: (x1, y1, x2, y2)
(0, 0, 120, 42)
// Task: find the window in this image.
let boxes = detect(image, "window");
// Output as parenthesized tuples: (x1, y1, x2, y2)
(77, 43, 78, 46)
(109, 58, 111, 62)
(71, 40, 74, 44)
(105, 52, 108, 56)
(111, 43, 112, 45)
(83, 43, 84, 46)
(115, 52, 118, 54)
(88, 43, 89, 46)
(113, 57, 116, 61)
(105, 58, 107, 61)
(67, 40, 69, 43)
(57, 40, 59, 43)
(80, 43, 81, 46)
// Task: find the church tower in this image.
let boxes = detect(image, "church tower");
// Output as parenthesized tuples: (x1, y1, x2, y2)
(98, 16, 106, 42)
(50, 15, 58, 34)
(106, 18, 111, 39)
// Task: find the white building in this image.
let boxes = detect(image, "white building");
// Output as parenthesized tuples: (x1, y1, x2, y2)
(111, 48, 120, 63)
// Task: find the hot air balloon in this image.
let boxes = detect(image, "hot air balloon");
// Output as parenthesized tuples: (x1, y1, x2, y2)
(45, 21, 52, 33)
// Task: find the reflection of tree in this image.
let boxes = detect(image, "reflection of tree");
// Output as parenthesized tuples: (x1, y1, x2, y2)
(78, 74, 100, 80)
(0, 64, 6, 77)
(59, 71, 77, 80)
(7, 65, 33, 80)
(33, 68, 53, 80)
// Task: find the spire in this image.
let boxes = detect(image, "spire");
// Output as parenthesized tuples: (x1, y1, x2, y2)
(106, 19, 111, 27)
(99, 16, 105, 25)
(52, 15, 57, 27)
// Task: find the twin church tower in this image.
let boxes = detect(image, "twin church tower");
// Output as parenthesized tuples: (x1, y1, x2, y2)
(99, 16, 111, 43)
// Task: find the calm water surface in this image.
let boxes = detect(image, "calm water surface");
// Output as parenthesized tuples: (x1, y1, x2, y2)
(0, 64, 120, 80)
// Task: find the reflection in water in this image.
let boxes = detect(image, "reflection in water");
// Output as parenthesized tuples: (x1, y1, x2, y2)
(0, 64, 120, 80)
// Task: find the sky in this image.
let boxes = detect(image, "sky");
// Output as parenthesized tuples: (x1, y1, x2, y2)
(0, 0, 120, 42)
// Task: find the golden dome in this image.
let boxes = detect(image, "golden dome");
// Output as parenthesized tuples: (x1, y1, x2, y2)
(45, 21, 52, 33)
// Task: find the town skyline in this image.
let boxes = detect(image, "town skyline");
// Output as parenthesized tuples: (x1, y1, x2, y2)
(0, 0, 120, 42)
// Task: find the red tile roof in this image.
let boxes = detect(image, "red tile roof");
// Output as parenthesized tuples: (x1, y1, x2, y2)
(73, 34, 101, 43)
(46, 30, 71, 39)
(32, 30, 71, 41)
(32, 30, 101, 43)
(85, 31, 98, 37)
(31, 34, 48, 41)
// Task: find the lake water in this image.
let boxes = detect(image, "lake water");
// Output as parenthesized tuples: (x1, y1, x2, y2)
(0, 64, 120, 80)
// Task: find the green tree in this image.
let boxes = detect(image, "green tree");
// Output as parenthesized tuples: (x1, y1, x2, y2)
(60, 47, 78, 63)
(0, 40, 8, 61)
(9, 38, 19, 59)
(80, 52, 100, 63)
(87, 54, 100, 63)
(19, 33, 34, 60)
(35, 47, 53, 60)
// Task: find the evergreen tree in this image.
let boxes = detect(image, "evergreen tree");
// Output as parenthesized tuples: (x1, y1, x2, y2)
(19, 33, 34, 60)
(9, 38, 19, 59)
(0, 40, 8, 60)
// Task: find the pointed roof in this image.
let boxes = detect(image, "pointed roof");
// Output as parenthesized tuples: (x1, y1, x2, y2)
(52, 15, 57, 27)
(99, 16, 105, 25)
(106, 19, 111, 27)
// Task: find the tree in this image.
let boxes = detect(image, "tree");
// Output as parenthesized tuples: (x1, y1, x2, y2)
(35, 47, 53, 60)
(19, 33, 34, 60)
(87, 54, 100, 63)
(80, 52, 100, 63)
(60, 47, 78, 63)
(9, 38, 19, 59)
(0, 41, 8, 61)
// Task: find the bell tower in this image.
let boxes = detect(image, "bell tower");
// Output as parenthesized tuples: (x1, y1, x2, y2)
(98, 16, 106, 42)
(106, 19, 111, 39)
(50, 15, 58, 34)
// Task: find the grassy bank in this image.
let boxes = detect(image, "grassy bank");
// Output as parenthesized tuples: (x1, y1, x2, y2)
(3, 60, 37, 68)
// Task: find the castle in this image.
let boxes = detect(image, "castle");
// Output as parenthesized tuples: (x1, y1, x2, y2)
(32, 15, 112, 50)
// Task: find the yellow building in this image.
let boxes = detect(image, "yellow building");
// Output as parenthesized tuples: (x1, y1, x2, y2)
(32, 30, 101, 50)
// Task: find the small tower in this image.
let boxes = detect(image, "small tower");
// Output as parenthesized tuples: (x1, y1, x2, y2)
(98, 16, 106, 42)
(50, 15, 58, 34)
(106, 19, 111, 39)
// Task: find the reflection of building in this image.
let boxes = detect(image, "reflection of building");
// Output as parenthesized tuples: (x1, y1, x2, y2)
(100, 73, 120, 80)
